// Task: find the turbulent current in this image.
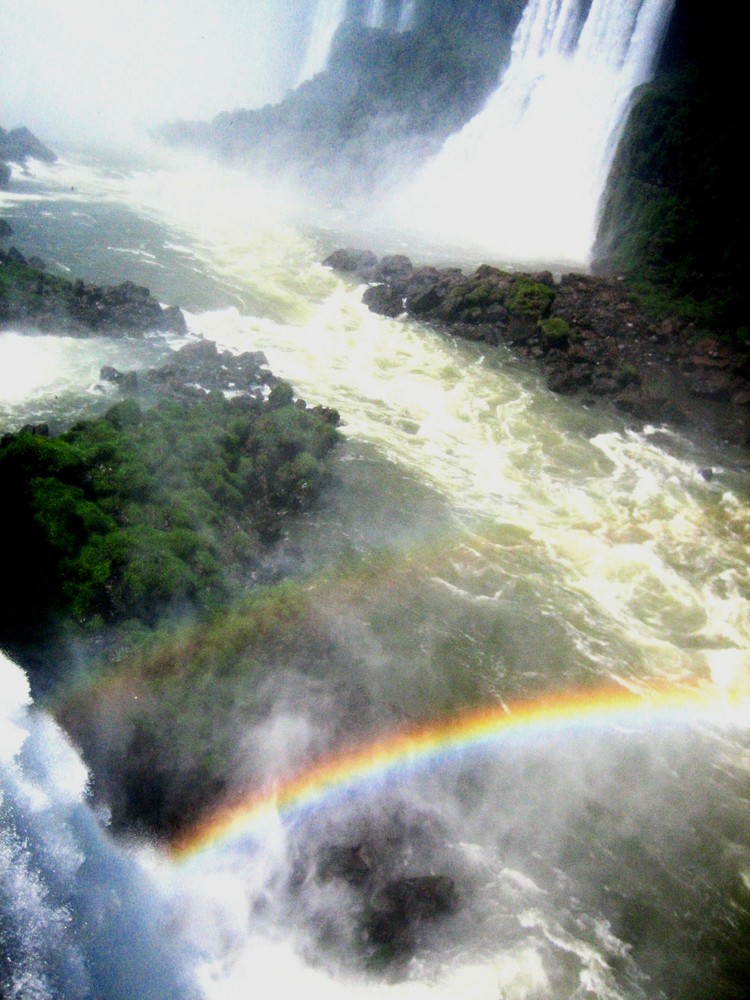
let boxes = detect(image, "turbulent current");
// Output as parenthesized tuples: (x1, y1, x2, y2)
(2, 153, 749, 999)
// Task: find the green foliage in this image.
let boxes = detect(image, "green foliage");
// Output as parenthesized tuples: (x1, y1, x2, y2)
(507, 279, 555, 319)
(596, 55, 746, 339)
(539, 317, 570, 341)
(0, 390, 339, 640)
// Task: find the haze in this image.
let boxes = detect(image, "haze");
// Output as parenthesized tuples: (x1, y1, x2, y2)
(0, 0, 308, 149)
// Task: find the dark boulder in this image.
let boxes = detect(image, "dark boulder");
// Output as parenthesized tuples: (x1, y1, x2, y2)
(686, 369, 734, 401)
(145, 340, 274, 401)
(69, 280, 188, 336)
(362, 283, 404, 317)
(99, 366, 139, 393)
(19, 423, 49, 437)
(0, 219, 12, 238)
(323, 248, 378, 279)
(5, 246, 28, 266)
(0, 126, 57, 164)
(372, 254, 414, 289)
(160, 304, 188, 333)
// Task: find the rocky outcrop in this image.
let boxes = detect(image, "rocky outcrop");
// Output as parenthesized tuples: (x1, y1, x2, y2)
(324, 249, 750, 448)
(0, 247, 188, 336)
(0, 126, 56, 188)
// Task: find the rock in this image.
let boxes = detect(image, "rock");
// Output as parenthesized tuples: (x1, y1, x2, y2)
(0, 219, 12, 238)
(160, 304, 188, 333)
(68, 280, 187, 336)
(27, 256, 46, 271)
(5, 246, 28, 266)
(99, 366, 139, 393)
(407, 284, 443, 315)
(145, 339, 273, 401)
(19, 423, 49, 437)
(687, 370, 734, 401)
(365, 875, 457, 952)
(323, 248, 378, 278)
(0, 126, 57, 164)
(362, 283, 404, 317)
(372, 254, 413, 288)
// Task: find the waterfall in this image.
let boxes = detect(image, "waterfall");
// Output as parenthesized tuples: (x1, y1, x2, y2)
(296, 0, 349, 85)
(365, 0, 413, 32)
(0, 653, 199, 999)
(398, 0, 418, 32)
(366, 0, 388, 28)
(392, 0, 676, 264)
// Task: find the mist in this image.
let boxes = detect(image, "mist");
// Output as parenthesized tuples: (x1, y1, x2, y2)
(0, 0, 315, 150)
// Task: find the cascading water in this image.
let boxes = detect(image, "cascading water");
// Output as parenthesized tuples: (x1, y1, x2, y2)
(366, 0, 388, 29)
(390, 0, 676, 265)
(0, 652, 201, 999)
(397, 0, 417, 33)
(363, 0, 415, 32)
(296, 0, 349, 85)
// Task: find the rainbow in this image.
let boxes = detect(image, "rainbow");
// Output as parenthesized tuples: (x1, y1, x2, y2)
(171, 683, 744, 862)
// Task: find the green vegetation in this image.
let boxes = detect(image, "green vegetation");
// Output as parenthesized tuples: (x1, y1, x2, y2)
(595, 3, 745, 342)
(539, 317, 570, 342)
(507, 279, 555, 320)
(0, 390, 339, 641)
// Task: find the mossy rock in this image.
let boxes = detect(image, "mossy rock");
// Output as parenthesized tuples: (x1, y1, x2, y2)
(507, 279, 555, 320)
(539, 317, 570, 344)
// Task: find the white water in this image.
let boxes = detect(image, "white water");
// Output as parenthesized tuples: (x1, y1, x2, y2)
(389, 0, 676, 265)
(297, 0, 349, 85)
(366, 0, 389, 29)
(398, 1, 417, 33)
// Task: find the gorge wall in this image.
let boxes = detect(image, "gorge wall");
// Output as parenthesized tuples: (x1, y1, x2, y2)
(593, 0, 746, 338)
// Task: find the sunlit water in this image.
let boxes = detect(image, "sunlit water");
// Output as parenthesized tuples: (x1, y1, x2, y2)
(1, 155, 749, 999)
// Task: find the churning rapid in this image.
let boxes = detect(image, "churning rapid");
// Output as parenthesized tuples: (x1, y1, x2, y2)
(390, 0, 676, 264)
(1, 2, 749, 999)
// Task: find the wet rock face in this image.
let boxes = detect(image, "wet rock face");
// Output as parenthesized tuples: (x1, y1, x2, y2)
(1, 125, 57, 189)
(325, 248, 750, 449)
(0, 248, 189, 337)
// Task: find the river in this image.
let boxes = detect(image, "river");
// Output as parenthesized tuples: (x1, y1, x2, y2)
(1, 152, 749, 999)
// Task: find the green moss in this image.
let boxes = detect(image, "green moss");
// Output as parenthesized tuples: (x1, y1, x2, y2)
(539, 317, 570, 341)
(507, 279, 555, 319)
(596, 61, 745, 339)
